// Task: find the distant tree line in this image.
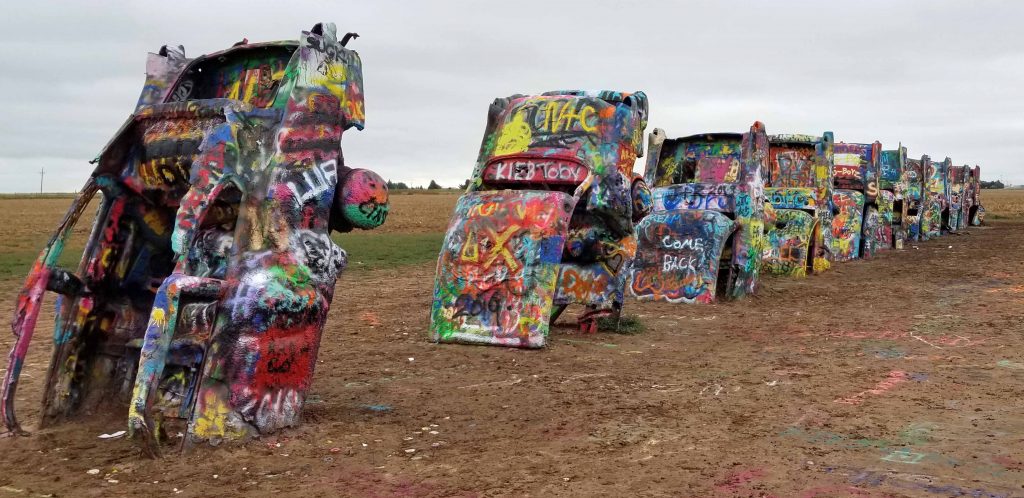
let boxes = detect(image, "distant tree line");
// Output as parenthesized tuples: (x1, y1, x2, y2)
(385, 179, 458, 190)
(980, 180, 1004, 189)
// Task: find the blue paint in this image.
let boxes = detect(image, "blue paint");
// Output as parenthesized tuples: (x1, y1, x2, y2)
(358, 404, 393, 413)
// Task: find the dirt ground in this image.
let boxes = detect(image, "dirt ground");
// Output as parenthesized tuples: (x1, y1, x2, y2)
(0, 194, 1022, 497)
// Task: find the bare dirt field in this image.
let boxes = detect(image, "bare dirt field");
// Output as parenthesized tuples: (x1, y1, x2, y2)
(0, 191, 1022, 497)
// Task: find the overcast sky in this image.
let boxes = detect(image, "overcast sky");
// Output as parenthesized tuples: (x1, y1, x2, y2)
(1, 0, 1021, 192)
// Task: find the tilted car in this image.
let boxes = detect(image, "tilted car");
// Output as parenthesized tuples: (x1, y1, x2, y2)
(765, 133, 835, 276)
(762, 133, 835, 276)
(947, 165, 970, 232)
(1, 24, 388, 456)
(879, 145, 910, 248)
(830, 141, 882, 260)
(629, 122, 769, 303)
(967, 166, 985, 226)
(430, 90, 649, 347)
(922, 156, 951, 239)
(903, 156, 926, 241)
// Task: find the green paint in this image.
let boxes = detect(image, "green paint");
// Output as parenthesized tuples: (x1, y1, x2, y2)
(343, 203, 388, 230)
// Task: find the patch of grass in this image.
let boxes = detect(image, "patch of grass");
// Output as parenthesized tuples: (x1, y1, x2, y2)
(389, 189, 462, 195)
(0, 246, 85, 280)
(332, 232, 444, 271)
(0, 193, 79, 199)
(0, 233, 443, 281)
(598, 314, 645, 335)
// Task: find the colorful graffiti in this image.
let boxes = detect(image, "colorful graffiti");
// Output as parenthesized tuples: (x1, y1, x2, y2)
(764, 133, 834, 275)
(631, 122, 769, 302)
(431, 191, 571, 347)
(904, 157, 925, 241)
(432, 90, 649, 345)
(922, 156, 949, 239)
(630, 210, 736, 303)
(763, 209, 815, 277)
(831, 141, 881, 260)
(1, 23, 387, 455)
(946, 165, 969, 232)
(879, 146, 909, 248)
(831, 190, 865, 261)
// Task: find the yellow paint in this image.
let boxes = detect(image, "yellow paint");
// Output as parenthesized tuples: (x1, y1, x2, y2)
(143, 210, 168, 235)
(725, 159, 740, 183)
(494, 113, 531, 156)
(482, 226, 521, 271)
(150, 307, 166, 327)
(193, 390, 232, 439)
(656, 156, 678, 186)
(833, 153, 861, 167)
(99, 247, 113, 271)
(460, 233, 479, 263)
(543, 100, 597, 133)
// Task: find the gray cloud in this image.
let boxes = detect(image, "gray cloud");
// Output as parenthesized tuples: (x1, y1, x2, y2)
(1, 0, 1021, 192)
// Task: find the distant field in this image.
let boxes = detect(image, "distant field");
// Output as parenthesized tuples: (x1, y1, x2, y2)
(0, 193, 78, 199)
(979, 188, 1024, 219)
(0, 189, 1018, 279)
(0, 193, 460, 278)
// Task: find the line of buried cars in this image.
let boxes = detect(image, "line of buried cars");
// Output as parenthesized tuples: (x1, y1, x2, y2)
(0, 27, 986, 452)
(430, 89, 986, 348)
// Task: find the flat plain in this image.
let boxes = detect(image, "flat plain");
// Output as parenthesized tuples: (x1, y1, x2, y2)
(0, 190, 1022, 497)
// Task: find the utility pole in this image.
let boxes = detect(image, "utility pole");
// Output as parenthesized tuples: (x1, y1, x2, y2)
(39, 167, 45, 194)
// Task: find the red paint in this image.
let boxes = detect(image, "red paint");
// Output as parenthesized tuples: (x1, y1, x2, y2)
(715, 468, 766, 493)
(252, 324, 318, 392)
(483, 157, 588, 185)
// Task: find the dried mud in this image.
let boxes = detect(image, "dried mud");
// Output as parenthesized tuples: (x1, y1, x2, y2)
(0, 196, 1022, 497)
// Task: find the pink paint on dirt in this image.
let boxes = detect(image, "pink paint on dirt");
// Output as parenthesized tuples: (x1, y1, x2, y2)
(714, 468, 766, 494)
(834, 370, 910, 405)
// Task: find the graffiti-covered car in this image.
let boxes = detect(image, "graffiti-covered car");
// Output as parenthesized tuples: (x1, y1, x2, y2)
(879, 145, 910, 248)
(947, 165, 969, 232)
(1, 24, 388, 455)
(903, 156, 926, 241)
(967, 166, 985, 226)
(762, 133, 834, 276)
(430, 90, 649, 347)
(629, 122, 769, 303)
(922, 156, 950, 239)
(831, 141, 882, 260)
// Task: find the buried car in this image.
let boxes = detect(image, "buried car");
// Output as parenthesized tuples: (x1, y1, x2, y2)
(922, 156, 951, 239)
(903, 156, 927, 241)
(879, 145, 910, 249)
(430, 90, 650, 348)
(762, 133, 835, 276)
(967, 166, 985, 226)
(947, 164, 970, 232)
(628, 122, 769, 303)
(830, 141, 882, 260)
(1, 24, 388, 455)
